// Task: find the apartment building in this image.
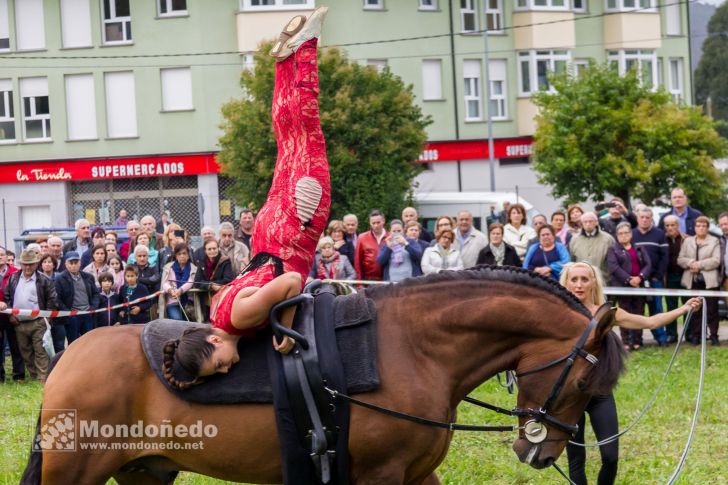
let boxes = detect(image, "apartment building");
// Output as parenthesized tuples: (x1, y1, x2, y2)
(0, 0, 691, 240)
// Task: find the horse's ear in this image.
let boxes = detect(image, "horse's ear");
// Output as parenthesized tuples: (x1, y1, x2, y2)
(593, 302, 617, 343)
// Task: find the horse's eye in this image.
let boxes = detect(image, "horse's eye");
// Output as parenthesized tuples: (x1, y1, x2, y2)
(576, 379, 588, 393)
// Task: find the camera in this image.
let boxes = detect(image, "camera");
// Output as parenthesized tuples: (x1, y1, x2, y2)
(595, 202, 617, 211)
(173, 229, 185, 238)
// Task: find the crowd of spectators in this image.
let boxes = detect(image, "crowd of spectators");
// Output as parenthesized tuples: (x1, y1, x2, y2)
(0, 186, 725, 383)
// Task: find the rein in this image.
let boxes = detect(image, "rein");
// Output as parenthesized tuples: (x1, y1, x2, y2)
(326, 318, 601, 442)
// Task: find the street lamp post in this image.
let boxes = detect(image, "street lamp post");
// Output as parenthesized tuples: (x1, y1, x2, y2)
(481, 0, 497, 192)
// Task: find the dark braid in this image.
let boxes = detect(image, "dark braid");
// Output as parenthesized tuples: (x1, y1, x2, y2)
(161, 326, 215, 390)
(238, 251, 284, 278)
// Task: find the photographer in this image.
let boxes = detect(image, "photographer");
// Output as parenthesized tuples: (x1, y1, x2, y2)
(597, 197, 637, 238)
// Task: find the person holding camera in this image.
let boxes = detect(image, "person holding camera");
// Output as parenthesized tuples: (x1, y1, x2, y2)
(376, 219, 423, 282)
(598, 197, 637, 238)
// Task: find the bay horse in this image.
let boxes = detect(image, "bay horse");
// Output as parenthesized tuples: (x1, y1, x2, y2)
(21, 266, 624, 484)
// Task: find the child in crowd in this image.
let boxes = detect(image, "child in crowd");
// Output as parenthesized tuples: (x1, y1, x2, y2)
(108, 255, 125, 293)
(95, 272, 120, 327)
(118, 265, 151, 324)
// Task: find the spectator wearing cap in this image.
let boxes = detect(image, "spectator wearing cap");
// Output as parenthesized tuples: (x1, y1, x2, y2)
(569, 211, 614, 282)
(4, 249, 58, 382)
(454, 210, 488, 269)
(63, 218, 92, 257)
(219, 222, 250, 274)
(0, 245, 24, 383)
(658, 187, 704, 237)
(119, 220, 141, 262)
(54, 251, 100, 351)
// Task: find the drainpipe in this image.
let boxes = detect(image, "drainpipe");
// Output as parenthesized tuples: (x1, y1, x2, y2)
(448, 0, 462, 191)
(685, 0, 695, 105)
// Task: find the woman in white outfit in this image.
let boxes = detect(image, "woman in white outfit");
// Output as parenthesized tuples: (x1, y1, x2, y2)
(503, 203, 536, 262)
(421, 229, 464, 274)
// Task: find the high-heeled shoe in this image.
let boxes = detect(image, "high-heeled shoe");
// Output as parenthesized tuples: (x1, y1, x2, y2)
(272, 6, 328, 62)
(269, 14, 307, 60)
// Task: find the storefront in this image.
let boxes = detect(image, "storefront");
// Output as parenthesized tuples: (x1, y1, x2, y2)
(0, 153, 226, 247)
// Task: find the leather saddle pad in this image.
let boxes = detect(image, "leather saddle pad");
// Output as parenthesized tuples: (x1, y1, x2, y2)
(141, 292, 379, 404)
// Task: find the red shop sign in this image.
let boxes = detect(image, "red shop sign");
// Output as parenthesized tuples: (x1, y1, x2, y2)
(418, 137, 533, 163)
(0, 153, 220, 184)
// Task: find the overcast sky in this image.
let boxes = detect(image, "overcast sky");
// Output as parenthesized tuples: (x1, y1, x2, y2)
(699, 0, 725, 5)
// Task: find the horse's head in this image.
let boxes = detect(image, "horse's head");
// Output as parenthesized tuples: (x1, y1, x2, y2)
(511, 304, 625, 469)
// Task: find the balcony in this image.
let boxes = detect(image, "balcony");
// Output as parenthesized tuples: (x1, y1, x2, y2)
(603, 12, 661, 50)
(512, 11, 575, 51)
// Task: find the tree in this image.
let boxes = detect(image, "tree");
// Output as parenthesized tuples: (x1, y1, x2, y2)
(217, 42, 431, 224)
(695, 2, 728, 136)
(532, 63, 727, 215)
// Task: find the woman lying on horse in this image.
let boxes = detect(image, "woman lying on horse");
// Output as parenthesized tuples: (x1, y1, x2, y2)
(162, 8, 330, 389)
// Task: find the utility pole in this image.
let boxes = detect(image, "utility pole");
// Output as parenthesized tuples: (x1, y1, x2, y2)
(481, 0, 496, 192)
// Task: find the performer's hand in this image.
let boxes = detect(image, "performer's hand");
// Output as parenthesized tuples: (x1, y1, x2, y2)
(0, 302, 6, 311)
(273, 335, 296, 355)
(683, 298, 702, 313)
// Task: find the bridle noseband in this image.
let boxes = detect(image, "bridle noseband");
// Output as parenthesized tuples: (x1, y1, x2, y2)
(513, 318, 600, 443)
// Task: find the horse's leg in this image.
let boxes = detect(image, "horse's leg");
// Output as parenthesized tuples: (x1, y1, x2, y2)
(42, 451, 126, 485)
(113, 470, 175, 485)
(416, 472, 442, 485)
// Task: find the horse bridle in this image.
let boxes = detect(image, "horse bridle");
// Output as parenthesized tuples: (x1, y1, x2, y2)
(511, 318, 599, 444)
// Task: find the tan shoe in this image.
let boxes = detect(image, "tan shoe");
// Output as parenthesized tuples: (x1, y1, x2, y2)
(284, 6, 328, 55)
(270, 14, 307, 60)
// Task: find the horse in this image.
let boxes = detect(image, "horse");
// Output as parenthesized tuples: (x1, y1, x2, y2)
(21, 266, 624, 484)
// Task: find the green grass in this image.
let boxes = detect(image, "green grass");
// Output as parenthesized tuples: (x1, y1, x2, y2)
(2, 346, 727, 484)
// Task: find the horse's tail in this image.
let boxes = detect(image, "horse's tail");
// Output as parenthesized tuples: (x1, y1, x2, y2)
(20, 350, 65, 485)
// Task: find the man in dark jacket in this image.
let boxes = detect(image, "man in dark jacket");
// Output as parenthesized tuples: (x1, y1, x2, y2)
(0, 245, 24, 382)
(663, 215, 685, 343)
(5, 249, 57, 381)
(54, 251, 100, 351)
(599, 197, 637, 238)
(632, 208, 668, 346)
(133, 245, 161, 294)
(62, 218, 92, 257)
(657, 188, 703, 237)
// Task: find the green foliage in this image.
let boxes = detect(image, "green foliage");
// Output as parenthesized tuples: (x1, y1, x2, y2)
(695, 2, 728, 124)
(217, 42, 431, 223)
(532, 63, 728, 215)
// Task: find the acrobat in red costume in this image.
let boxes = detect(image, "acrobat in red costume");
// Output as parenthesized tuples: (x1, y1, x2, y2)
(211, 37, 330, 336)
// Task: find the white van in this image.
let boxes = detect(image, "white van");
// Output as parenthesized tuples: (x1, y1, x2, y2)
(413, 191, 538, 233)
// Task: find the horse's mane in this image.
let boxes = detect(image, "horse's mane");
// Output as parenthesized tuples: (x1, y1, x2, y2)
(364, 264, 592, 318)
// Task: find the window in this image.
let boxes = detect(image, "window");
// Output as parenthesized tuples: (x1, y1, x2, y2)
(665, 1, 680, 35)
(161, 67, 193, 111)
(461, 0, 477, 33)
(15, 0, 45, 50)
(605, 0, 656, 12)
(488, 59, 507, 119)
(419, 0, 438, 10)
(608, 49, 657, 89)
(668, 58, 683, 103)
(102, 0, 132, 44)
(0, 79, 15, 142)
(242, 53, 255, 71)
(515, 0, 568, 10)
(366, 59, 387, 72)
(463, 60, 482, 121)
(518, 50, 570, 95)
(363, 0, 383, 10)
(422, 59, 443, 100)
(158, 0, 187, 16)
(61, 0, 92, 48)
(240, 0, 314, 10)
(20, 77, 50, 141)
(65, 74, 97, 140)
(573, 0, 586, 11)
(104, 71, 137, 137)
(485, 0, 503, 32)
(0, 0, 9, 50)
(656, 57, 663, 86)
(573, 59, 589, 78)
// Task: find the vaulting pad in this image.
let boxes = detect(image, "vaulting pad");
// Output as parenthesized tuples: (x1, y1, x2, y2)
(141, 291, 379, 404)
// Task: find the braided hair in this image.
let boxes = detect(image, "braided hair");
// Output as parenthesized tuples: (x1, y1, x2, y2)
(162, 326, 215, 390)
(238, 251, 284, 278)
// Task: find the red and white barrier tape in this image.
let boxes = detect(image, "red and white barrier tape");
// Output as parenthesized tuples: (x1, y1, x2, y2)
(0, 291, 162, 318)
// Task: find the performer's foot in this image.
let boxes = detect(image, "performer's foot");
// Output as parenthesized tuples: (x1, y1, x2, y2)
(270, 14, 307, 60)
(277, 6, 328, 60)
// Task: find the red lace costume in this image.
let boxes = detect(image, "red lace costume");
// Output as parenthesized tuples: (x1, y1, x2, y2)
(211, 38, 330, 336)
